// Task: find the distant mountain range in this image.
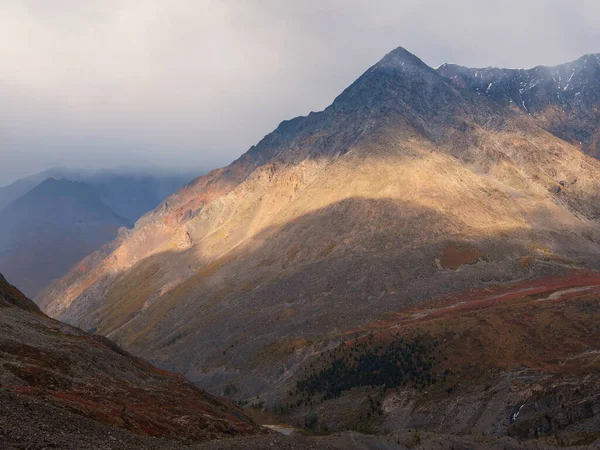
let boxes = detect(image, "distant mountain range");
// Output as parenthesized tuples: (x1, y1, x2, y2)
(0, 168, 195, 296)
(0, 167, 196, 222)
(39, 48, 600, 445)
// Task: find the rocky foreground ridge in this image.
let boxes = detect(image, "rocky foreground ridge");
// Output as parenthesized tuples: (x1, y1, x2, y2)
(0, 272, 263, 448)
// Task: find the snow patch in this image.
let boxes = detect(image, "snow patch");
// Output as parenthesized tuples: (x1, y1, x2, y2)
(511, 403, 526, 423)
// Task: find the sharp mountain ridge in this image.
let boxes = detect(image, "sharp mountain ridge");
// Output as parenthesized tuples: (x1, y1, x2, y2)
(437, 52, 600, 157)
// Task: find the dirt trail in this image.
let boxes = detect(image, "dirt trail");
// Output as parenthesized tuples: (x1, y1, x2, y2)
(533, 285, 596, 302)
(263, 424, 297, 436)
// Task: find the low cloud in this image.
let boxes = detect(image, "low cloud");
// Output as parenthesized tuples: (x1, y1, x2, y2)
(1, 0, 599, 184)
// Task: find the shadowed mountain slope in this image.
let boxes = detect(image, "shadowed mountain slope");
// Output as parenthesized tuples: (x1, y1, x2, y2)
(41, 48, 600, 444)
(0, 273, 262, 448)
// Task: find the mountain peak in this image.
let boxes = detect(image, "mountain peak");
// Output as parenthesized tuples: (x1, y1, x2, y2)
(372, 46, 435, 74)
(331, 46, 446, 104)
(576, 52, 600, 68)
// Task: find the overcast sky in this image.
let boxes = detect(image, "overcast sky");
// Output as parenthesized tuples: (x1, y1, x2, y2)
(1, 0, 599, 185)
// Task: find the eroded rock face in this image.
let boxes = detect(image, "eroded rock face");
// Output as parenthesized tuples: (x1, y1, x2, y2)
(508, 383, 600, 442)
(0, 273, 262, 448)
